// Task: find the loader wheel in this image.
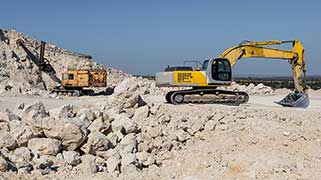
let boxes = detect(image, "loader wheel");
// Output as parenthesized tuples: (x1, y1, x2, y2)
(170, 93, 184, 104)
(87, 90, 95, 96)
(73, 90, 80, 97)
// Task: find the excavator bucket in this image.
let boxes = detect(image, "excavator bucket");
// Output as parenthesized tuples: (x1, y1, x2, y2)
(274, 92, 310, 108)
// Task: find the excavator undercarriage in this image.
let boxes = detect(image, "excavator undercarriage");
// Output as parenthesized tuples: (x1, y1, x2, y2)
(166, 88, 249, 105)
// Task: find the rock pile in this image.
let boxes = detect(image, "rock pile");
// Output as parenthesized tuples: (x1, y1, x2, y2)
(221, 82, 273, 95)
(0, 83, 242, 178)
(2, 92, 319, 179)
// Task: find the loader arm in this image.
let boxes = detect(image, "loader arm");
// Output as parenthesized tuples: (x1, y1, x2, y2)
(219, 40, 307, 93)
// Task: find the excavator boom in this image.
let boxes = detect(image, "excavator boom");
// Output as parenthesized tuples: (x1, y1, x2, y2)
(219, 40, 307, 93)
(16, 39, 62, 84)
(217, 40, 309, 107)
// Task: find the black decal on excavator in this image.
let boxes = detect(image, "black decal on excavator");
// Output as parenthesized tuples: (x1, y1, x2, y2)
(178, 73, 192, 83)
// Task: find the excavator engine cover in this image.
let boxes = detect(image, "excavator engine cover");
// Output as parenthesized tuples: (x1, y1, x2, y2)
(275, 93, 310, 108)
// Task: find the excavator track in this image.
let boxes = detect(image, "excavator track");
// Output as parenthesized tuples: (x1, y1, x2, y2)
(165, 89, 249, 106)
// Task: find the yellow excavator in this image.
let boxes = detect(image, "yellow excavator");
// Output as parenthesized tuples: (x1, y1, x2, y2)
(156, 40, 309, 108)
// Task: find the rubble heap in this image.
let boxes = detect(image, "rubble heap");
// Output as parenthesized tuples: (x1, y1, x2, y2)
(0, 81, 320, 179)
(221, 82, 273, 95)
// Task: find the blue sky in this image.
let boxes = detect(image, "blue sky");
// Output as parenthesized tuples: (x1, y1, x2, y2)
(1, 0, 321, 76)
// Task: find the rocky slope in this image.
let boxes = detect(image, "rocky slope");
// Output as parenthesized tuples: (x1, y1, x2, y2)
(0, 29, 117, 96)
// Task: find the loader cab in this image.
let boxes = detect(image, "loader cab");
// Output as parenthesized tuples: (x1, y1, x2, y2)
(207, 58, 232, 84)
(62, 71, 77, 87)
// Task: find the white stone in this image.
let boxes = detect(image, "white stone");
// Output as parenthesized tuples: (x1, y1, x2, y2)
(81, 131, 112, 154)
(28, 138, 61, 156)
(0, 156, 8, 172)
(62, 150, 81, 166)
(106, 156, 120, 173)
(12, 147, 32, 168)
(11, 123, 34, 146)
(43, 118, 87, 151)
(204, 120, 217, 131)
(0, 132, 17, 150)
(78, 154, 97, 174)
(132, 106, 149, 121)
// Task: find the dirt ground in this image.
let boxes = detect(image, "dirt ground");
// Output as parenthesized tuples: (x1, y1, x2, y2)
(1, 91, 320, 112)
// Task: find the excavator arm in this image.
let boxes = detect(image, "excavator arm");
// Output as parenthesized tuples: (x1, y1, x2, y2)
(16, 39, 62, 85)
(219, 40, 307, 93)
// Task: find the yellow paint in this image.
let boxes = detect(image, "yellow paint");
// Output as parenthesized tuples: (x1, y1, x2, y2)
(219, 40, 306, 92)
(173, 71, 208, 86)
(62, 70, 106, 88)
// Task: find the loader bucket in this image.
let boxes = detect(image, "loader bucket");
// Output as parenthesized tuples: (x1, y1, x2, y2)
(274, 92, 310, 108)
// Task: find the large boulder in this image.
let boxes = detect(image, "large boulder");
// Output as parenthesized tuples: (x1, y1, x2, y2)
(42, 118, 87, 151)
(112, 114, 138, 134)
(88, 116, 111, 134)
(113, 78, 139, 96)
(50, 104, 75, 119)
(78, 154, 98, 174)
(106, 153, 121, 173)
(81, 131, 112, 154)
(21, 101, 49, 136)
(28, 138, 61, 156)
(78, 109, 96, 122)
(106, 132, 119, 147)
(33, 155, 54, 171)
(124, 94, 147, 109)
(11, 122, 35, 146)
(63, 116, 89, 129)
(120, 152, 138, 167)
(132, 105, 149, 121)
(136, 151, 155, 167)
(118, 133, 138, 154)
(0, 132, 17, 150)
(11, 147, 32, 169)
(175, 129, 190, 142)
(62, 150, 81, 166)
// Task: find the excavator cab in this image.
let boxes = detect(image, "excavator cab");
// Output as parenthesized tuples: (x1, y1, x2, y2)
(206, 58, 232, 84)
(211, 58, 232, 81)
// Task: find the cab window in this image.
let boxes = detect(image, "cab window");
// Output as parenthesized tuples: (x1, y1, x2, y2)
(211, 59, 231, 81)
(68, 74, 74, 80)
(202, 60, 209, 70)
(62, 74, 69, 80)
